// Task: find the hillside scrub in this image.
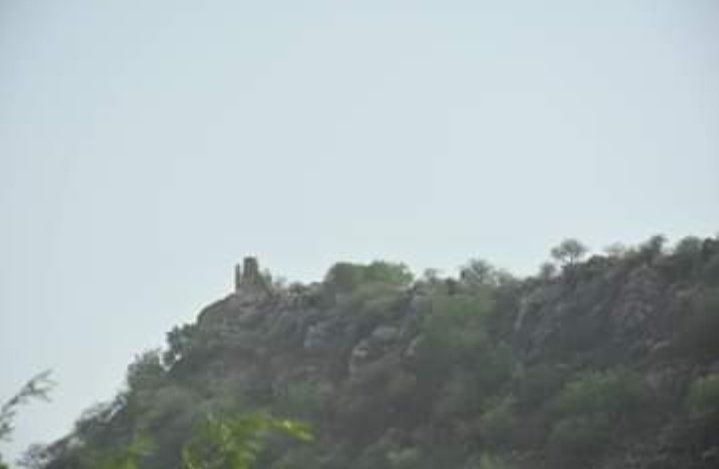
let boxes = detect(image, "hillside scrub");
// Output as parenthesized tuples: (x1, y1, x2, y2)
(28, 234, 719, 469)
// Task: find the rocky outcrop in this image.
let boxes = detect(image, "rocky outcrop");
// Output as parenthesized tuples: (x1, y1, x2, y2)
(197, 257, 275, 330)
(349, 325, 400, 376)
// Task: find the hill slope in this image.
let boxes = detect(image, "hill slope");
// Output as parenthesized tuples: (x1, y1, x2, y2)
(38, 236, 719, 469)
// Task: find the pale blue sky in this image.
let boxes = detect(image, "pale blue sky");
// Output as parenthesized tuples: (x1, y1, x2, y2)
(1, 0, 717, 460)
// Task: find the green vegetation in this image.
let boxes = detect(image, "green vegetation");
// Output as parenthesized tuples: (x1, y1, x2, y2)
(674, 287, 719, 360)
(0, 371, 54, 468)
(547, 414, 612, 467)
(478, 396, 517, 447)
(550, 238, 588, 267)
(182, 413, 311, 469)
(21, 234, 719, 469)
(476, 453, 513, 469)
(0, 371, 55, 442)
(553, 368, 648, 420)
(275, 380, 328, 421)
(324, 261, 413, 293)
(511, 363, 564, 410)
(686, 373, 719, 418)
(96, 434, 153, 469)
(542, 369, 649, 467)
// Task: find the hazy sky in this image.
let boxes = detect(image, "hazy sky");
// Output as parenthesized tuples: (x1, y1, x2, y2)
(1, 0, 717, 460)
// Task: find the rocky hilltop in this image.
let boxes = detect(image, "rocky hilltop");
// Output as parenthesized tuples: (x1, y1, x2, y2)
(39, 237, 719, 469)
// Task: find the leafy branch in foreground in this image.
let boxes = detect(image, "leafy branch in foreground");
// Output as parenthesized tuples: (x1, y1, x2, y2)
(182, 412, 312, 469)
(0, 371, 55, 442)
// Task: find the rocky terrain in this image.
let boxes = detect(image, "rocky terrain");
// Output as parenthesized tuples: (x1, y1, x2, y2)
(35, 236, 719, 468)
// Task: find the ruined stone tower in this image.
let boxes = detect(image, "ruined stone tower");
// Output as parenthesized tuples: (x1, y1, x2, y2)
(234, 256, 270, 297)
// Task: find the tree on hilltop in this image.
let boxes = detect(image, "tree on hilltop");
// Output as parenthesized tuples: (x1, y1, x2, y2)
(550, 239, 588, 268)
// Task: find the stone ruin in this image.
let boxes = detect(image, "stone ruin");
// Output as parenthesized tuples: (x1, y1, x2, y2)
(234, 256, 272, 299)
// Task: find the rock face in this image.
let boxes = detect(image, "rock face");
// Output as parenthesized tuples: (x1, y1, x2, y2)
(303, 322, 335, 352)
(512, 260, 677, 361)
(348, 325, 400, 376)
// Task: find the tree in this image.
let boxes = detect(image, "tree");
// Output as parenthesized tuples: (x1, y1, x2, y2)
(550, 239, 588, 267)
(324, 261, 413, 293)
(547, 414, 611, 467)
(673, 236, 703, 258)
(538, 262, 557, 281)
(73, 395, 127, 440)
(126, 350, 165, 394)
(164, 324, 197, 366)
(364, 261, 413, 287)
(1, 371, 55, 441)
(17, 443, 57, 469)
(324, 263, 366, 292)
(554, 368, 648, 420)
(181, 412, 311, 469)
(603, 242, 629, 258)
(460, 258, 496, 288)
(638, 234, 667, 261)
(479, 396, 517, 447)
(0, 371, 55, 468)
(96, 433, 153, 469)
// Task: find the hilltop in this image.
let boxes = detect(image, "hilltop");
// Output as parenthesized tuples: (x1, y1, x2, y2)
(31, 235, 719, 468)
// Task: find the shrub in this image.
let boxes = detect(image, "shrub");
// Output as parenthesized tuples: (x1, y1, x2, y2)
(544, 368, 649, 466)
(324, 261, 413, 294)
(547, 414, 611, 467)
(674, 236, 703, 258)
(554, 368, 648, 421)
(433, 372, 479, 420)
(126, 350, 166, 395)
(686, 373, 719, 417)
(95, 433, 153, 469)
(411, 294, 493, 382)
(181, 412, 311, 469)
(703, 251, 719, 284)
(269, 446, 320, 469)
(364, 261, 414, 287)
(354, 440, 391, 469)
(512, 364, 564, 410)
(427, 293, 494, 324)
(344, 282, 402, 317)
(479, 396, 516, 447)
(674, 288, 719, 360)
(324, 263, 367, 292)
(471, 343, 513, 394)
(638, 234, 667, 260)
(275, 380, 328, 420)
(164, 324, 197, 366)
(388, 447, 422, 469)
(475, 453, 513, 469)
(460, 258, 515, 291)
(419, 294, 494, 357)
(139, 385, 197, 431)
(386, 371, 418, 401)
